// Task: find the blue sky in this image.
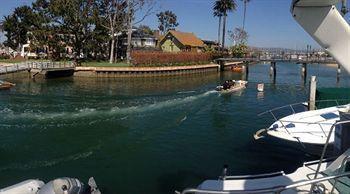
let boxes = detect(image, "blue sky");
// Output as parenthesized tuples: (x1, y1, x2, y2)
(0, 0, 347, 49)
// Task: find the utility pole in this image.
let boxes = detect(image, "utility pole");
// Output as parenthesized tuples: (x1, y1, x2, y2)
(126, 0, 132, 64)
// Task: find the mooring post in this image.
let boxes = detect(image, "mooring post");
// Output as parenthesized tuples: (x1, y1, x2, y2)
(219, 60, 225, 72)
(337, 64, 341, 83)
(270, 62, 276, 77)
(301, 63, 307, 78)
(242, 61, 249, 81)
(309, 76, 317, 111)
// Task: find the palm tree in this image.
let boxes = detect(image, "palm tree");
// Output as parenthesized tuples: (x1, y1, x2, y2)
(213, 9, 223, 51)
(213, 0, 237, 50)
(241, 0, 251, 30)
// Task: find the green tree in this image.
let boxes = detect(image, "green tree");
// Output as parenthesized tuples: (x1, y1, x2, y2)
(229, 27, 248, 45)
(241, 0, 251, 30)
(95, 0, 127, 63)
(231, 44, 248, 58)
(156, 10, 179, 34)
(213, 0, 237, 50)
(49, 0, 95, 61)
(213, 9, 223, 51)
(138, 25, 153, 35)
(2, 5, 35, 51)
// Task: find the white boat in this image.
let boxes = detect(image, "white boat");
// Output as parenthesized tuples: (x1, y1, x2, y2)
(177, 121, 350, 194)
(216, 80, 248, 94)
(179, 149, 350, 194)
(255, 104, 350, 146)
(0, 177, 100, 194)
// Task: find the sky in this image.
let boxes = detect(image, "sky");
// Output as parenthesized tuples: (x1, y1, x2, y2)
(0, 0, 347, 49)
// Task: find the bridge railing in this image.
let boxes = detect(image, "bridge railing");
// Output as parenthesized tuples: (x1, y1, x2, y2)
(0, 61, 75, 74)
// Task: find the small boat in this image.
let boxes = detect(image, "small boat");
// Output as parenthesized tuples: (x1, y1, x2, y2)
(257, 83, 264, 92)
(231, 66, 243, 73)
(216, 80, 248, 94)
(0, 80, 15, 90)
(0, 177, 100, 194)
(255, 104, 348, 147)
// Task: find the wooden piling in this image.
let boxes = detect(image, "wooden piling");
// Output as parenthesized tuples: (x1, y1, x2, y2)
(301, 63, 307, 78)
(243, 62, 249, 81)
(309, 76, 317, 111)
(337, 64, 341, 83)
(270, 62, 276, 77)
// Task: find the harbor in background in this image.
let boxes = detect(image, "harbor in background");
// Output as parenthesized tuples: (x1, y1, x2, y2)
(0, 62, 348, 193)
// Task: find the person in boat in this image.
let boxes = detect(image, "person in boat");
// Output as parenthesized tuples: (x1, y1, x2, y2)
(222, 81, 231, 90)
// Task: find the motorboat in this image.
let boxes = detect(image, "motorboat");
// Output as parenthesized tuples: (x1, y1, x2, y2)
(216, 80, 248, 94)
(0, 177, 100, 194)
(177, 121, 350, 194)
(0, 80, 15, 90)
(254, 104, 349, 146)
(177, 148, 350, 194)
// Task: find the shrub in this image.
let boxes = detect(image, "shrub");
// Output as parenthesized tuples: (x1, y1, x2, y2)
(131, 51, 215, 66)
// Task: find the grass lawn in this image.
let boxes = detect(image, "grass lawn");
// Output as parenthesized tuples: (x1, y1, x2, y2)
(81, 61, 130, 67)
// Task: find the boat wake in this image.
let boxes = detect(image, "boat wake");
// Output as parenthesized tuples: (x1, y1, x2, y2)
(0, 150, 93, 172)
(0, 90, 217, 121)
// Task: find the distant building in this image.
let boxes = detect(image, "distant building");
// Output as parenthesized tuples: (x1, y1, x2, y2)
(159, 30, 205, 52)
(116, 27, 159, 59)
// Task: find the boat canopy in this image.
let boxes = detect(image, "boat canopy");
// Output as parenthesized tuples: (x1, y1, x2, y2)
(292, 0, 350, 73)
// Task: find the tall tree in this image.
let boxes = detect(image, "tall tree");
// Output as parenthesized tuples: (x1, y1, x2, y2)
(241, 0, 251, 30)
(126, 0, 155, 64)
(156, 10, 179, 35)
(213, 9, 223, 51)
(95, 0, 127, 63)
(49, 0, 95, 61)
(213, 0, 237, 50)
(229, 27, 248, 45)
(2, 5, 35, 51)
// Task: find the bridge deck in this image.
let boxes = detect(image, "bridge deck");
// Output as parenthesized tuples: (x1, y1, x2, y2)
(0, 62, 75, 75)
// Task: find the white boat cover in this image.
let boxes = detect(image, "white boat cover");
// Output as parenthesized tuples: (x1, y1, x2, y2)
(292, 0, 350, 73)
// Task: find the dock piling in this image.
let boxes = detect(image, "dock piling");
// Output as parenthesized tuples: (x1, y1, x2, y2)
(270, 62, 276, 84)
(309, 76, 317, 110)
(242, 62, 249, 81)
(337, 64, 341, 83)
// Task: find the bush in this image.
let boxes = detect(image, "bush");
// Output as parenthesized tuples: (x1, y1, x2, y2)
(0, 54, 10, 60)
(230, 44, 248, 58)
(131, 51, 215, 66)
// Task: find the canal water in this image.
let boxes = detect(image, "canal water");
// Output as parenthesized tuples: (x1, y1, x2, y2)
(0, 62, 349, 193)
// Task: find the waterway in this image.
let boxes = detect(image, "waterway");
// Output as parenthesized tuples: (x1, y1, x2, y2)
(0, 62, 349, 193)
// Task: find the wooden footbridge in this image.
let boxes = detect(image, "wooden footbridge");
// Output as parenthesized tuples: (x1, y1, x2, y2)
(0, 61, 75, 78)
(217, 56, 340, 83)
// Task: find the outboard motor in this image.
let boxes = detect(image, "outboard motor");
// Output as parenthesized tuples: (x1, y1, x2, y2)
(39, 178, 85, 194)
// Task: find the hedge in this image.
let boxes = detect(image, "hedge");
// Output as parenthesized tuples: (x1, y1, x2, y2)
(131, 51, 217, 66)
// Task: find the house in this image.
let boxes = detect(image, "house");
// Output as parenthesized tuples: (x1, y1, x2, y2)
(159, 30, 205, 52)
(116, 27, 159, 59)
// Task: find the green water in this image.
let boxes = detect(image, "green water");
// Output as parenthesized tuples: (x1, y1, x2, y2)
(0, 63, 349, 193)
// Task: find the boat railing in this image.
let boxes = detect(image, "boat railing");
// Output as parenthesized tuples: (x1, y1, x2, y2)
(257, 99, 349, 144)
(258, 99, 349, 118)
(176, 171, 350, 194)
